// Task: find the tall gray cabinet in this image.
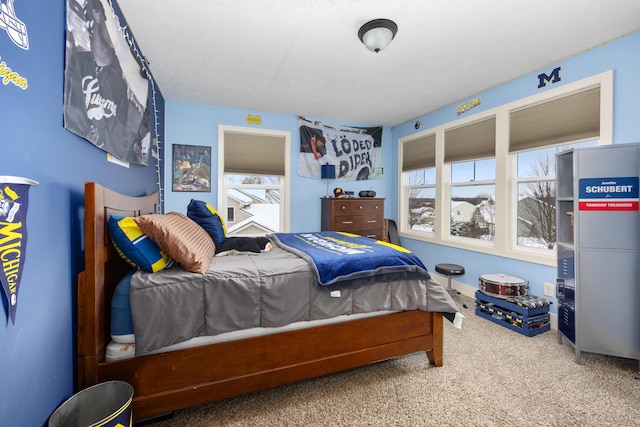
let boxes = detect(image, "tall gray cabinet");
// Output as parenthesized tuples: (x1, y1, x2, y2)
(556, 143, 640, 366)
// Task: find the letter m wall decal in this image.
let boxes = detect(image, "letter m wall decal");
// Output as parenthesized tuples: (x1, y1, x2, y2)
(538, 67, 561, 88)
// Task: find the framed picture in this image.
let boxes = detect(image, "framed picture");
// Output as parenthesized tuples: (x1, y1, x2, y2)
(172, 144, 212, 192)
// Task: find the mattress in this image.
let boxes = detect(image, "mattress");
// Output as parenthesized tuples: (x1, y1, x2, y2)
(129, 242, 459, 356)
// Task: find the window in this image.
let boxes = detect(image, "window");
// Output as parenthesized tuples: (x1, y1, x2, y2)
(218, 126, 290, 237)
(450, 159, 496, 241)
(401, 134, 436, 233)
(397, 71, 613, 265)
(445, 117, 496, 243)
(407, 169, 436, 232)
(514, 141, 598, 250)
(510, 86, 601, 251)
(224, 175, 282, 235)
(515, 147, 557, 249)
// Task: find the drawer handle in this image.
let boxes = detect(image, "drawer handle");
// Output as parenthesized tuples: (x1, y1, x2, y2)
(367, 220, 377, 223)
(341, 206, 346, 210)
(359, 206, 363, 209)
(341, 221, 354, 224)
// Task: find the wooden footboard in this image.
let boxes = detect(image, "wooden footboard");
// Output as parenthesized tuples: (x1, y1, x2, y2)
(77, 182, 445, 422)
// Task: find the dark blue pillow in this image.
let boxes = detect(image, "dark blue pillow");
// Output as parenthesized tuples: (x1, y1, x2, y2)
(110, 271, 135, 343)
(187, 199, 227, 245)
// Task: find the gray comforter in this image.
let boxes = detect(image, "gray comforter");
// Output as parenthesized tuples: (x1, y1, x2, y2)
(130, 243, 458, 355)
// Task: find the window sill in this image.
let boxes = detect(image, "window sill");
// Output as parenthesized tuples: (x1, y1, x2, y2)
(400, 230, 555, 267)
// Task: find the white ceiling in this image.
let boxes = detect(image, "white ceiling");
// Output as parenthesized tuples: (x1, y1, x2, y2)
(116, 0, 640, 127)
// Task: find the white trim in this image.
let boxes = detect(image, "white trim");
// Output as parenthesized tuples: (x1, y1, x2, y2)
(397, 71, 614, 266)
(218, 125, 291, 232)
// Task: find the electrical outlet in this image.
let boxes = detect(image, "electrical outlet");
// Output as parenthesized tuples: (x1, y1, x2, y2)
(543, 282, 555, 297)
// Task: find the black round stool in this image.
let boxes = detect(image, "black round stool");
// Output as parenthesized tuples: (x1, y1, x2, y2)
(435, 263, 467, 309)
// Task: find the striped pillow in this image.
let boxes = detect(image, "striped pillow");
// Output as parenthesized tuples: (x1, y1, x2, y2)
(135, 212, 215, 274)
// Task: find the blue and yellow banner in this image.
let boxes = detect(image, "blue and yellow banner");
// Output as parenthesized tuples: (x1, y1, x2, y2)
(0, 176, 37, 324)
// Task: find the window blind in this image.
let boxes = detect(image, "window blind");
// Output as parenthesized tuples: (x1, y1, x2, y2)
(444, 117, 496, 163)
(224, 133, 286, 175)
(509, 86, 600, 152)
(402, 134, 436, 171)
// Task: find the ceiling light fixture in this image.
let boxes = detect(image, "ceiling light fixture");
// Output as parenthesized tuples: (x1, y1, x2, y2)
(358, 19, 398, 53)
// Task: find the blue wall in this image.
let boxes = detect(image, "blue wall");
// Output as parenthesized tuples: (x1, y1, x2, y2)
(1, 1, 162, 425)
(164, 103, 395, 231)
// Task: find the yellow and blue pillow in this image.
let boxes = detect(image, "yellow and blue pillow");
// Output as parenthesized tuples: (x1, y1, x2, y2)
(108, 215, 174, 272)
(187, 199, 227, 245)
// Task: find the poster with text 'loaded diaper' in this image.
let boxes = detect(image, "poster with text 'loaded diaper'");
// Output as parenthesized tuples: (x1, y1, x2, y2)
(299, 117, 383, 182)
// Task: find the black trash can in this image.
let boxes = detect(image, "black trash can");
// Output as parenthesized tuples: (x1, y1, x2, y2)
(49, 381, 133, 427)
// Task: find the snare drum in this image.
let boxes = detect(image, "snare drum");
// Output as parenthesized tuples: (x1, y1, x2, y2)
(479, 273, 529, 298)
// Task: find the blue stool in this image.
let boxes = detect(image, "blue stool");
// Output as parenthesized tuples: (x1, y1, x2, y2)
(435, 263, 467, 309)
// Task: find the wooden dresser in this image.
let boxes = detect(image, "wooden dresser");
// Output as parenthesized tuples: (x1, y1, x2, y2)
(321, 198, 385, 240)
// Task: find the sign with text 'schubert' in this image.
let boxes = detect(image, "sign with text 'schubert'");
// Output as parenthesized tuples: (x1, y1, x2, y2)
(0, 176, 38, 325)
(578, 177, 639, 211)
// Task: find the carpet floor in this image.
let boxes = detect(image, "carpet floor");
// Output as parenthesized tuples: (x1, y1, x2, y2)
(147, 295, 640, 426)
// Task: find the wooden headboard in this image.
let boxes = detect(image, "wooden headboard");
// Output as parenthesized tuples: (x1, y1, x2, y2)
(77, 182, 158, 390)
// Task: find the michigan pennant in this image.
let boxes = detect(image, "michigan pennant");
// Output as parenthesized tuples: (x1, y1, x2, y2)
(0, 176, 37, 325)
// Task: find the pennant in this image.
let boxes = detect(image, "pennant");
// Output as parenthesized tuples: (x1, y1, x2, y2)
(0, 176, 37, 325)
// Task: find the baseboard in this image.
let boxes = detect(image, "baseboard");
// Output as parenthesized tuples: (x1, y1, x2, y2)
(435, 274, 558, 331)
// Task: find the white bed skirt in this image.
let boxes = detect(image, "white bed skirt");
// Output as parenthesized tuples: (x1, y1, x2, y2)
(106, 310, 397, 361)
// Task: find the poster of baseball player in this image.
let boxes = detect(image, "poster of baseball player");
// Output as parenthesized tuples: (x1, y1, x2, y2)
(63, 0, 151, 165)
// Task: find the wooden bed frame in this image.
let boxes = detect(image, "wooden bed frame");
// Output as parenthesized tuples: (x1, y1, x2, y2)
(77, 181, 445, 422)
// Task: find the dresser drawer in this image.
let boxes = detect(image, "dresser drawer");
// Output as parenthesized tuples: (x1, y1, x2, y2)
(333, 214, 383, 229)
(332, 199, 383, 214)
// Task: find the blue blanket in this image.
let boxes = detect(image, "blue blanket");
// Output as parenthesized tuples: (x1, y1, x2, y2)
(270, 232, 431, 287)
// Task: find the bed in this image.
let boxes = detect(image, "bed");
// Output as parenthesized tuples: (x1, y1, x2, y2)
(77, 181, 459, 422)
